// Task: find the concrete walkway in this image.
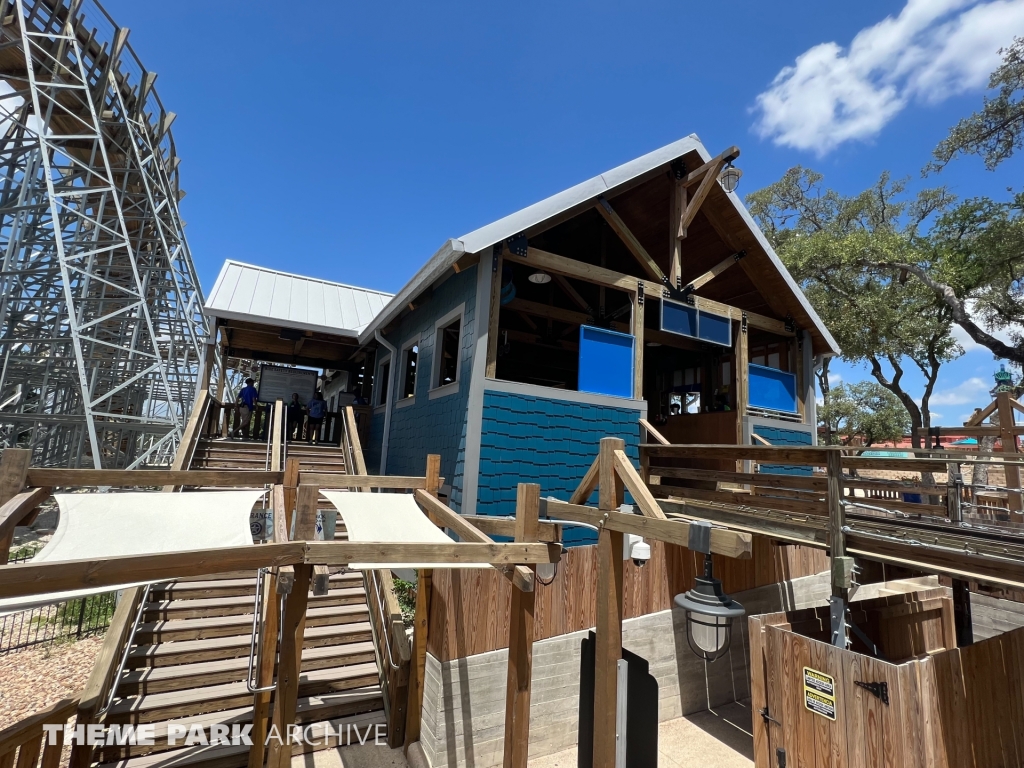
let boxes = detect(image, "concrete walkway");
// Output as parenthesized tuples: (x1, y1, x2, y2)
(294, 702, 754, 768)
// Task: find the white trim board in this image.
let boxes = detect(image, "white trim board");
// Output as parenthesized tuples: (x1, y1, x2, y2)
(483, 378, 648, 413)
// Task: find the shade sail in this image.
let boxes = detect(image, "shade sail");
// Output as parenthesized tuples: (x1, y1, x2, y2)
(0, 490, 266, 614)
(320, 491, 490, 570)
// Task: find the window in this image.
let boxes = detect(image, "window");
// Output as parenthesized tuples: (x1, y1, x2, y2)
(661, 298, 732, 347)
(375, 357, 391, 407)
(429, 304, 465, 399)
(400, 342, 418, 400)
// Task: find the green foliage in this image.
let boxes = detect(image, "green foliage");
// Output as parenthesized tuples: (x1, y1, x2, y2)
(931, 37, 1024, 172)
(819, 382, 911, 446)
(392, 577, 416, 628)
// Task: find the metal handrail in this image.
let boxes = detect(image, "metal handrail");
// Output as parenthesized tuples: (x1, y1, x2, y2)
(370, 570, 402, 671)
(246, 567, 277, 693)
(96, 582, 160, 716)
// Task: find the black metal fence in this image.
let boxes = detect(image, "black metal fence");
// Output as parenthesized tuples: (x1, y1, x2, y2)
(1, 551, 116, 655)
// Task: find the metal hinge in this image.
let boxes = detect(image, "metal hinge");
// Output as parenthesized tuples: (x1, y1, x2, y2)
(854, 680, 889, 705)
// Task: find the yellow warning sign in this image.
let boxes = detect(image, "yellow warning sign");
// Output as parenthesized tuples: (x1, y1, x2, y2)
(802, 667, 836, 720)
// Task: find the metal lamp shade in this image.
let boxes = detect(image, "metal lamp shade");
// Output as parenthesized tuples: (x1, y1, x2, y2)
(674, 576, 745, 662)
(719, 164, 742, 194)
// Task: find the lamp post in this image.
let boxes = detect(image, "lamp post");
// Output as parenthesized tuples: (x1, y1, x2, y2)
(674, 521, 745, 662)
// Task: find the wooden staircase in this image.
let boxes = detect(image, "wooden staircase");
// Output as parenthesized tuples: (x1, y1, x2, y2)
(89, 427, 391, 767)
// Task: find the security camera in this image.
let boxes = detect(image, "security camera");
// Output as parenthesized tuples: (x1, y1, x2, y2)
(631, 540, 651, 567)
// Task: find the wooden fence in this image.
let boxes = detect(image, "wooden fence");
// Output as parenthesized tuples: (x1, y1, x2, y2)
(426, 534, 826, 661)
(0, 695, 79, 768)
(750, 589, 1024, 768)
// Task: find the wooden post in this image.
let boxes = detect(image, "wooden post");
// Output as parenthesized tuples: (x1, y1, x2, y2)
(996, 392, 1022, 518)
(485, 246, 503, 379)
(670, 177, 686, 285)
(593, 438, 625, 768)
(503, 483, 540, 768)
(826, 449, 850, 648)
(404, 568, 432, 750)
(265, 563, 311, 768)
(283, 458, 300, 534)
(0, 448, 31, 562)
(631, 291, 644, 401)
(404, 453, 441, 750)
(733, 315, 748, 421)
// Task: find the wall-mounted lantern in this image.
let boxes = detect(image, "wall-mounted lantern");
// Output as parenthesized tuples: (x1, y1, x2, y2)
(674, 521, 745, 662)
(718, 162, 743, 194)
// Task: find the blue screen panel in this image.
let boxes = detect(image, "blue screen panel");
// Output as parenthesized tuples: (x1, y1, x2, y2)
(661, 299, 697, 337)
(578, 325, 634, 399)
(748, 364, 798, 413)
(698, 310, 731, 346)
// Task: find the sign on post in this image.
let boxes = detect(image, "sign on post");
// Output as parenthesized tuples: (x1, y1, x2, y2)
(802, 666, 837, 720)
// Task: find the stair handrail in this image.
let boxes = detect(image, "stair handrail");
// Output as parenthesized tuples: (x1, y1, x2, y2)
(164, 388, 212, 489)
(245, 567, 277, 693)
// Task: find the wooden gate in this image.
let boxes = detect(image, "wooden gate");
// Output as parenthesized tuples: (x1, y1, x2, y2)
(752, 592, 1024, 768)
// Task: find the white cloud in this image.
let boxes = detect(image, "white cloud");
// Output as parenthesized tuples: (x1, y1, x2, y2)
(828, 371, 843, 385)
(929, 376, 990, 405)
(752, 0, 1024, 154)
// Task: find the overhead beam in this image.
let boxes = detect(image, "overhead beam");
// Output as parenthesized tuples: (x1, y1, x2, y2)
(679, 146, 740, 189)
(506, 298, 629, 334)
(595, 198, 665, 282)
(685, 252, 744, 293)
(553, 274, 593, 314)
(679, 156, 727, 239)
(504, 247, 793, 336)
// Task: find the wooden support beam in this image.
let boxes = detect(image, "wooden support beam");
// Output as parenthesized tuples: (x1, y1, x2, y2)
(270, 399, 284, 472)
(486, 247, 503, 378)
(248, 564, 281, 768)
(593, 438, 625, 768)
(611, 449, 666, 519)
(669, 178, 685, 287)
(631, 290, 644, 400)
(425, 454, 441, 498)
(679, 146, 741, 189)
(298, 473, 428, 490)
(506, 297, 629, 334)
(734, 315, 749, 423)
(570, 456, 600, 505)
(343, 406, 368, 477)
(26, 468, 285, 488)
(966, 399, 999, 426)
(284, 458, 300, 535)
(461, 515, 562, 543)
(0, 448, 31, 507)
(543, 499, 752, 559)
(639, 418, 670, 446)
(553, 274, 592, 314)
(503, 483, 540, 768)
(404, 567, 431, 751)
(679, 156, 727, 238)
(266, 563, 312, 768)
(997, 392, 1022, 516)
(595, 198, 665, 282)
(687, 252, 743, 293)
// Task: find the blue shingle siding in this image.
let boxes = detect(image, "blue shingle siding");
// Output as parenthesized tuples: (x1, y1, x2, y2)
(477, 390, 642, 545)
(754, 424, 813, 476)
(366, 411, 385, 475)
(378, 266, 476, 508)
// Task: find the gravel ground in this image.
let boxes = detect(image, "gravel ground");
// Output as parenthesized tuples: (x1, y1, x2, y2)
(0, 635, 103, 730)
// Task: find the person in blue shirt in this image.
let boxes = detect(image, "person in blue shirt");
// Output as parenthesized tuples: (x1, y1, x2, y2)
(237, 378, 258, 439)
(306, 390, 326, 444)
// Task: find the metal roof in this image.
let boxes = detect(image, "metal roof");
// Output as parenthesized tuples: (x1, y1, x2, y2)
(204, 260, 393, 338)
(356, 135, 840, 356)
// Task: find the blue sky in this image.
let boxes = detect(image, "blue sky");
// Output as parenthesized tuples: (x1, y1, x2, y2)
(102, 0, 1023, 423)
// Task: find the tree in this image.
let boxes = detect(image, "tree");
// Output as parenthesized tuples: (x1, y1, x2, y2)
(747, 169, 963, 447)
(819, 382, 911, 447)
(930, 37, 1024, 172)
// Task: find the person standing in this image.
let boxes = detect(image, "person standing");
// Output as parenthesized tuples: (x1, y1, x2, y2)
(307, 390, 326, 444)
(237, 378, 258, 439)
(286, 393, 304, 442)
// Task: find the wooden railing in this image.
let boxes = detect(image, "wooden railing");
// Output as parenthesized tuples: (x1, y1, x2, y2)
(0, 695, 80, 768)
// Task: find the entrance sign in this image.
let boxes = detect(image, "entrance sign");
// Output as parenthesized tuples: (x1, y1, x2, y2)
(257, 363, 317, 405)
(802, 666, 837, 720)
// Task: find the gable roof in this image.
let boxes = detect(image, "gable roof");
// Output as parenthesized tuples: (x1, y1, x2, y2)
(204, 260, 393, 338)
(358, 135, 840, 356)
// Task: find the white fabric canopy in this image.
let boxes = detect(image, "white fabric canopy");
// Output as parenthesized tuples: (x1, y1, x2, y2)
(0, 490, 266, 615)
(320, 491, 490, 570)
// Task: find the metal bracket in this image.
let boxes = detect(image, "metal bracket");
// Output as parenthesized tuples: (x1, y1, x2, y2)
(492, 243, 501, 273)
(854, 680, 889, 705)
(637, 282, 644, 307)
(829, 594, 848, 649)
(688, 520, 712, 555)
(506, 233, 528, 257)
(784, 315, 795, 334)
(671, 158, 686, 180)
(741, 313, 748, 335)
(734, 249, 747, 262)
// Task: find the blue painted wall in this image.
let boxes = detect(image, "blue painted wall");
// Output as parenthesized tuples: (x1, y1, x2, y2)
(754, 423, 813, 476)
(477, 389, 642, 545)
(372, 265, 477, 508)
